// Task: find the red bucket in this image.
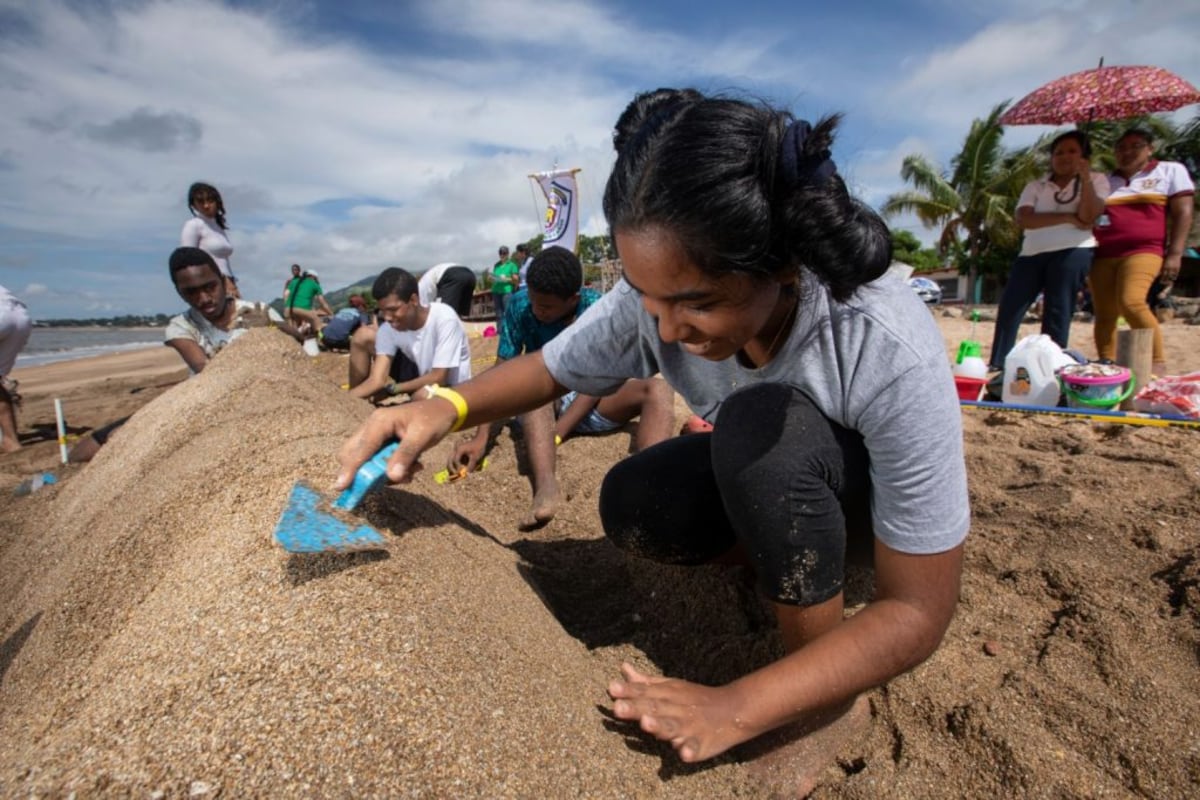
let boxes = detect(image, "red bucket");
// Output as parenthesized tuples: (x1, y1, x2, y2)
(954, 375, 987, 401)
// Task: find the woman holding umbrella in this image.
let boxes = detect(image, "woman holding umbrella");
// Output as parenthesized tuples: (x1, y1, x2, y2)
(988, 130, 1109, 369)
(1091, 128, 1194, 376)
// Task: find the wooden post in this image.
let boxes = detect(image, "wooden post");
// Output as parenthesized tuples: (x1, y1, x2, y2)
(1116, 328, 1153, 410)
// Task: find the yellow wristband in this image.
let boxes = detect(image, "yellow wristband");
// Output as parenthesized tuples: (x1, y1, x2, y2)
(426, 384, 469, 432)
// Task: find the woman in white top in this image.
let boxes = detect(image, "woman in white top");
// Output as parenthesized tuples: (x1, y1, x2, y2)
(180, 182, 238, 298)
(988, 131, 1109, 369)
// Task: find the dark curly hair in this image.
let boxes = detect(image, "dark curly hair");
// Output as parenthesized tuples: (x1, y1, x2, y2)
(604, 88, 891, 301)
(526, 246, 582, 299)
(168, 246, 221, 283)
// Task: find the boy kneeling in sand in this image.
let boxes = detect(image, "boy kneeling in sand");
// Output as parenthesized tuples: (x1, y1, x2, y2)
(449, 246, 675, 530)
(348, 268, 473, 404)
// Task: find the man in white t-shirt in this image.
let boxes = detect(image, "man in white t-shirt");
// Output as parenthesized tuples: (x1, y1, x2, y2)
(349, 267, 472, 402)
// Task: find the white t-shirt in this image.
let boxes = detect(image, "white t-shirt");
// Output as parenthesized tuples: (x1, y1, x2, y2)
(181, 216, 235, 278)
(375, 301, 472, 386)
(164, 300, 283, 368)
(1017, 173, 1111, 256)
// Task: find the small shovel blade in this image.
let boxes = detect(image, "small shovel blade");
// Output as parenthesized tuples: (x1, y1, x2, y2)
(273, 480, 388, 554)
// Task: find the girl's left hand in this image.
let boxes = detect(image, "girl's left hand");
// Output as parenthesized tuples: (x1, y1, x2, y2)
(608, 662, 749, 762)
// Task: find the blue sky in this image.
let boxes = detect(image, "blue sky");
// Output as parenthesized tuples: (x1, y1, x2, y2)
(2, 0, 1198, 319)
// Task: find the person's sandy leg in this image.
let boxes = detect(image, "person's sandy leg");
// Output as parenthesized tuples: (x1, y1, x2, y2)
(348, 325, 377, 389)
(744, 695, 872, 799)
(519, 403, 560, 530)
(596, 377, 677, 451)
(744, 595, 871, 797)
(288, 307, 324, 335)
(0, 388, 21, 453)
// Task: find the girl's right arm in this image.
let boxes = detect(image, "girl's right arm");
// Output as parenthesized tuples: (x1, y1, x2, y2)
(336, 352, 565, 487)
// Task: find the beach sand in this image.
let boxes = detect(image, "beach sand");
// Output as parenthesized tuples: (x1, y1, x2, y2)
(1, 313, 1198, 798)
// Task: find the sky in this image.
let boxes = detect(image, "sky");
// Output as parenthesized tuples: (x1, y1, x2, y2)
(1, 0, 1198, 320)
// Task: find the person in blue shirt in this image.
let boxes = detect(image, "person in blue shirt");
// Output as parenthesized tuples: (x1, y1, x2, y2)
(451, 246, 675, 530)
(319, 295, 372, 351)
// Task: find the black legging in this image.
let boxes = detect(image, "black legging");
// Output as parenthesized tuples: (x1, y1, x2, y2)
(599, 383, 872, 606)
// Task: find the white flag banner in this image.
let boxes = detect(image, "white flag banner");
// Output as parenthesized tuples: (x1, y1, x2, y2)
(531, 168, 581, 253)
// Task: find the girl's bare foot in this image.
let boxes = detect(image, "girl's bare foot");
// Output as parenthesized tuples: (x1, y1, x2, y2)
(1, 434, 20, 454)
(744, 695, 872, 798)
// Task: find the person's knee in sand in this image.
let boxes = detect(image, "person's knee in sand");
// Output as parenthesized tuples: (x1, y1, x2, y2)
(448, 246, 675, 529)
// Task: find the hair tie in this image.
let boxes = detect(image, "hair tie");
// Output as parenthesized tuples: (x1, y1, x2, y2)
(780, 119, 837, 187)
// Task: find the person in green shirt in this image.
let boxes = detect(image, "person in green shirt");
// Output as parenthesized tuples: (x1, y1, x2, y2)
(284, 268, 334, 334)
(490, 245, 519, 320)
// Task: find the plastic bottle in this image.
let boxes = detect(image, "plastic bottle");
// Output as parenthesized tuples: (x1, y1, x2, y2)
(13, 472, 57, 497)
(953, 340, 989, 380)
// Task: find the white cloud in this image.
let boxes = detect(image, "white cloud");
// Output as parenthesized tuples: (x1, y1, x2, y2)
(2, 0, 1198, 318)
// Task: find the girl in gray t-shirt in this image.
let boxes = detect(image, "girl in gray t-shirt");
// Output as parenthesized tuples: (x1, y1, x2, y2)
(336, 89, 969, 791)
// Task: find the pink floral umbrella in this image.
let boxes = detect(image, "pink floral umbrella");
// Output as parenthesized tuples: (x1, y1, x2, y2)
(1000, 64, 1200, 126)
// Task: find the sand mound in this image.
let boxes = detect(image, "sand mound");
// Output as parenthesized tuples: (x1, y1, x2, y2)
(0, 331, 756, 797)
(3, 326, 1199, 798)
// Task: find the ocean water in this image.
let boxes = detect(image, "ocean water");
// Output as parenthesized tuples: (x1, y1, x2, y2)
(14, 327, 165, 369)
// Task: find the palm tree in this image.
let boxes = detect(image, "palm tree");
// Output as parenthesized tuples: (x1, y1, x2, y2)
(883, 103, 1038, 305)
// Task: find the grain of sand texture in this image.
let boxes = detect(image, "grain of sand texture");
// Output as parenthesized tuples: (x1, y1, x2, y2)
(2, 314, 1199, 798)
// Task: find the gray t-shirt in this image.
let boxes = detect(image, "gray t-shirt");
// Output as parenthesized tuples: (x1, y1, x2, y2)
(542, 271, 969, 555)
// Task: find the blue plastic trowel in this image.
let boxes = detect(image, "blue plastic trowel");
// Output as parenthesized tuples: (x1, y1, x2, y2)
(273, 443, 398, 553)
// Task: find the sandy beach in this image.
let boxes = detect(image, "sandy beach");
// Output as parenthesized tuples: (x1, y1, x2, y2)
(2, 311, 1199, 797)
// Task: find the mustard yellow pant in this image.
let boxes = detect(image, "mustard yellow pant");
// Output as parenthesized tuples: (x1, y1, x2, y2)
(1088, 253, 1164, 364)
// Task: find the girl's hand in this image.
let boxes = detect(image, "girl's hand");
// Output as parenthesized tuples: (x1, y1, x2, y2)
(608, 662, 750, 762)
(336, 399, 457, 488)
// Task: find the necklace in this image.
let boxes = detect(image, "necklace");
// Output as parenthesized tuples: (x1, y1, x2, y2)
(1052, 174, 1080, 204)
(761, 290, 799, 365)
